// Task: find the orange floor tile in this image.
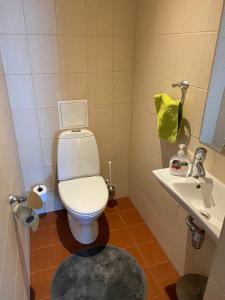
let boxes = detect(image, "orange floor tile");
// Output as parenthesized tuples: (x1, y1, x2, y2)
(30, 197, 179, 300)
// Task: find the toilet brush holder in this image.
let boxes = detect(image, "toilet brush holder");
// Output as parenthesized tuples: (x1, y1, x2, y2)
(108, 184, 116, 199)
(106, 161, 116, 199)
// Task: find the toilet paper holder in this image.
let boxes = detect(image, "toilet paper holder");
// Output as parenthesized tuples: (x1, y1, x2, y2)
(9, 195, 27, 205)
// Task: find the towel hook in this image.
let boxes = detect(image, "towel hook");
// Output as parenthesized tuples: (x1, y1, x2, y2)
(172, 80, 189, 105)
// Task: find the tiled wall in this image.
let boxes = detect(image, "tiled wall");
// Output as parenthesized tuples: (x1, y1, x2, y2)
(0, 55, 29, 299)
(129, 0, 224, 275)
(205, 219, 225, 299)
(0, 0, 136, 213)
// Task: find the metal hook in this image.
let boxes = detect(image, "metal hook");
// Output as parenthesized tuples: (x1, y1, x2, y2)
(172, 80, 189, 105)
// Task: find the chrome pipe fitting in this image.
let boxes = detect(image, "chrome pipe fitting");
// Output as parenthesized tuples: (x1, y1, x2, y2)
(186, 216, 205, 249)
(9, 195, 27, 205)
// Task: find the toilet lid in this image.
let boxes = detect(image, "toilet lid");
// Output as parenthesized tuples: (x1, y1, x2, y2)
(58, 176, 109, 215)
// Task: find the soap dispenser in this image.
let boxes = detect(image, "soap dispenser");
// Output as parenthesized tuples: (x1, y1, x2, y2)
(169, 144, 189, 176)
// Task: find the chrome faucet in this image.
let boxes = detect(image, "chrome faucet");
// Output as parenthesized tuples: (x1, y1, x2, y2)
(187, 147, 207, 178)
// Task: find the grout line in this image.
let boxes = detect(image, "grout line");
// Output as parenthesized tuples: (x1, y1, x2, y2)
(31, 264, 58, 276)
(134, 72, 208, 92)
(136, 30, 218, 38)
(4, 70, 134, 76)
(0, 32, 138, 38)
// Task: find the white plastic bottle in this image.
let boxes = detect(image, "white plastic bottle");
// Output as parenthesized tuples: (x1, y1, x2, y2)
(169, 144, 189, 176)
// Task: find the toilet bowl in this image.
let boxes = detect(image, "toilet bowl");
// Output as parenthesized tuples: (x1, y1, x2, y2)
(58, 175, 108, 244)
(57, 129, 109, 244)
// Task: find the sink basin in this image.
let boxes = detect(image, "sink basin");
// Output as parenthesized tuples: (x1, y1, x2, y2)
(152, 168, 225, 242)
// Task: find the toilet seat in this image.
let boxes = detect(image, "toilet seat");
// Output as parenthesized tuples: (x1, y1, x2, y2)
(58, 176, 108, 215)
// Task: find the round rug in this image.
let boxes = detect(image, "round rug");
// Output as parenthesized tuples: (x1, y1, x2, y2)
(52, 245, 147, 300)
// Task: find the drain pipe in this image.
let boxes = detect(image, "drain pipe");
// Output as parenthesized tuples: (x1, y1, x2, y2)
(186, 216, 205, 249)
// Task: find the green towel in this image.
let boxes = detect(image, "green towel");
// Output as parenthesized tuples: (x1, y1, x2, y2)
(154, 93, 183, 143)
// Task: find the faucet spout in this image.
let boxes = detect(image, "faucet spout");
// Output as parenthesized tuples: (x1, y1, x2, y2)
(194, 162, 206, 178)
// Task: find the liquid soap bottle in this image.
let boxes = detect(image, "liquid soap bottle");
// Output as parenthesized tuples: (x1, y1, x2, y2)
(169, 144, 189, 176)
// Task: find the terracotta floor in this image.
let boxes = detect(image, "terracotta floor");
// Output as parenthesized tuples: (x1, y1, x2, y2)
(30, 197, 179, 300)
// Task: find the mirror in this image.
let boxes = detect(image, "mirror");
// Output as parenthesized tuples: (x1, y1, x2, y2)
(200, 7, 225, 152)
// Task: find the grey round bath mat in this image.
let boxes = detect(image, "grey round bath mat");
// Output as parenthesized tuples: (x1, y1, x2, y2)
(52, 245, 147, 300)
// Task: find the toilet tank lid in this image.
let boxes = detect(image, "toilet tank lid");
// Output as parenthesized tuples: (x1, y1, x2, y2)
(59, 129, 94, 139)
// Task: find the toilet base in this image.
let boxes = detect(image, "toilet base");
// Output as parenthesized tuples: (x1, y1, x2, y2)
(68, 213, 98, 244)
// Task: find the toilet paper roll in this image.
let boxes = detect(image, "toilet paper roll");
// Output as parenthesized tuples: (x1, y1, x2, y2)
(32, 185, 48, 202)
(13, 204, 39, 231)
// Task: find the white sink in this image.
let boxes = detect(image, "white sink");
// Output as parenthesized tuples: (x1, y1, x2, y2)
(152, 168, 225, 242)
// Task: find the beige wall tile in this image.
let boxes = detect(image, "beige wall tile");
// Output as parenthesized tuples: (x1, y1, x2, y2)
(111, 154, 129, 180)
(23, 168, 44, 191)
(112, 102, 132, 131)
(113, 37, 135, 71)
(89, 104, 112, 131)
(113, 178, 128, 198)
(113, 0, 136, 36)
(111, 131, 130, 156)
(62, 73, 87, 100)
(100, 157, 110, 178)
(87, 36, 112, 72)
(112, 72, 133, 102)
(135, 33, 217, 90)
(56, 0, 85, 35)
(133, 73, 155, 112)
(28, 35, 59, 74)
(0, 0, 26, 34)
(6, 75, 35, 110)
(211, 152, 225, 183)
(0, 35, 31, 74)
(182, 0, 224, 33)
(23, 0, 57, 34)
(88, 72, 112, 104)
(204, 279, 225, 300)
(47, 191, 63, 212)
(12, 109, 39, 141)
(86, 0, 113, 35)
(33, 74, 62, 108)
(136, 0, 154, 36)
(43, 165, 57, 191)
(136, 0, 223, 36)
(37, 108, 59, 139)
(59, 36, 87, 72)
(18, 140, 43, 170)
(134, 36, 152, 74)
(94, 131, 111, 159)
(41, 139, 57, 167)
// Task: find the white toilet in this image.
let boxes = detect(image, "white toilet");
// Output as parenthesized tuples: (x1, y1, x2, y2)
(57, 129, 109, 244)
